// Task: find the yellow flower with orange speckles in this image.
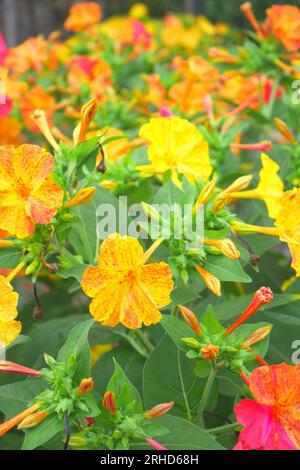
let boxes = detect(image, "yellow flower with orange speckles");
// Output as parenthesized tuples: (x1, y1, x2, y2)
(0, 144, 63, 239)
(0, 275, 21, 347)
(81, 234, 174, 329)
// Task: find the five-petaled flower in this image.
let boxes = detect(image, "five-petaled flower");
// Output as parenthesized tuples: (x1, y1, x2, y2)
(81, 234, 174, 329)
(0, 144, 63, 239)
(234, 363, 300, 450)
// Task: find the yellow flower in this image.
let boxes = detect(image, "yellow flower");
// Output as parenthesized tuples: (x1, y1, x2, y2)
(137, 116, 211, 187)
(275, 189, 300, 276)
(231, 154, 284, 219)
(129, 3, 149, 19)
(0, 145, 63, 239)
(81, 234, 174, 329)
(0, 275, 21, 347)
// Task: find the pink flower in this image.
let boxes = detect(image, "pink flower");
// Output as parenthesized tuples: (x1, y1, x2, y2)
(0, 32, 7, 66)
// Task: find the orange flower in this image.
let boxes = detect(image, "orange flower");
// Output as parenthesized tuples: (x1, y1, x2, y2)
(19, 86, 55, 133)
(235, 364, 300, 449)
(64, 2, 102, 32)
(81, 234, 174, 329)
(0, 403, 40, 437)
(4, 38, 49, 76)
(0, 275, 20, 347)
(0, 144, 63, 239)
(266, 5, 300, 52)
(0, 117, 22, 145)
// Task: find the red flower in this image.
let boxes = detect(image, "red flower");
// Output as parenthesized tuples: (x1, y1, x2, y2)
(234, 363, 300, 450)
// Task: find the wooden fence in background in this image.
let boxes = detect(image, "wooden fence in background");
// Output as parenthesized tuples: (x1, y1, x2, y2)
(0, 0, 203, 46)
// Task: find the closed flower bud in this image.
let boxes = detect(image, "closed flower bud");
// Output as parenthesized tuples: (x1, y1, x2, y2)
(0, 360, 40, 377)
(274, 118, 296, 144)
(65, 187, 96, 208)
(230, 220, 280, 237)
(243, 325, 272, 347)
(193, 179, 216, 212)
(145, 402, 174, 419)
(69, 435, 87, 448)
(213, 175, 253, 212)
(141, 202, 161, 222)
(181, 337, 202, 349)
(195, 265, 221, 297)
(74, 98, 99, 144)
(200, 343, 219, 360)
(147, 438, 167, 451)
(204, 238, 240, 260)
(102, 391, 117, 414)
(18, 409, 48, 430)
(31, 109, 59, 151)
(0, 240, 13, 247)
(178, 305, 202, 335)
(77, 377, 94, 396)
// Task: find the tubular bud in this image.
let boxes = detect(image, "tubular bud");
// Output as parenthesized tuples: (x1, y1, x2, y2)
(230, 141, 272, 153)
(178, 305, 202, 335)
(69, 435, 88, 448)
(65, 187, 96, 208)
(0, 240, 14, 248)
(145, 402, 174, 419)
(195, 265, 221, 297)
(226, 287, 273, 335)
(147, 438, 167, 451)
(213, 176, 253, 211)
(102, 391, 117, 414)
(0, 361, 40, 377)
(73, 98, 99, 145)
(141, 202, 161, 222)
(18, 409, 48, 430)
(240, 2, 263, 37)
(181, 337, 202, 349)
(0, 403, 40, 437)
(77, 377, 94, 396)
(230, 220, 280, 236)
(274, 118, 296, 144)
(243, 325, 272, 347)
(204, 238, 240, 260)
(200, 343, 219, 360)
(31, 109, 59, 151)
(193, 179, 216, 212)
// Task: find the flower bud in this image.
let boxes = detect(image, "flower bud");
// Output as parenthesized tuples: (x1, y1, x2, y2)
(65, 187, 96, 208)
(178, 305, 202, 335)
(147, 438, 167, 451)
(230, 141, 272, 153)
(274, 118, 296, 144)
(145, 402, 174, 419)
(69, 435, 87, 448)
(102, 391, 117, 414)
(77, 377, 94, 396)
(200, 343, 219, 360)
(204, 238, 240, 260)
(193, 179, 216, 212)
(195, 265, 221, 297)
(73, 98, 99, 144)
(230, 220, 280, 237)
(243, 325, 272, 347)
(141, 202, 161, 222)
(0, 360, 40, 377)
(181, 337, 202, 349)
(240, 3, 263, 37)
(226, 287, 273, 335)
(0, 404, 40, 437)
(31, 109, 59, 151)
(213, 176, 253, 212)
(18, 409, 48, 429)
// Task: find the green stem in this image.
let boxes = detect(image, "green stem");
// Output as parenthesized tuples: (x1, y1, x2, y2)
(208, 422, 239, 436)
(198, 366, 217, 427)
(177, 350, 192, 422)
(134, 330, 155, 356)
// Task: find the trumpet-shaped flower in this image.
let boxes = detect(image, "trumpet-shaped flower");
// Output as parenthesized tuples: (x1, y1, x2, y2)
(64, 2, 102, 31)
(234, 363, 300, 450)
(266, 5, 300, 52)
(0, 275, 20, 346)
(81, 234, 173, 329)
(275, 188, 300, 276)
(137, 116, 211, 187)
(0, 145, 63, 239)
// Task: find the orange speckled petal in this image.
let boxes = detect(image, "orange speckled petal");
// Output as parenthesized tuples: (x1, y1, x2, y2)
(81, 266, 122, 298)
(12, 145, 54, 188)
(28, 178, 63, 224)
(0, 146, 16, 190)
(98, 234, 144, 267)
(0, 204, 34, 239)
(89, 282, 128, 327)
(139, 262, 173, 308)
(0, 320, 21, 347)
(0, 275, 18, 321)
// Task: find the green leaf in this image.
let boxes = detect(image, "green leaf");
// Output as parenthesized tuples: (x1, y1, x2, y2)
(202, 305, 224, 335)
(22, 414, 64, 450)
(107, 359, 143, 413)
(57, 319, 94, 382)
(160, 315, 199, 351)
(0, 379, 46, 416)
(0, 248, 22, 268)
(205, 255, 251, 283)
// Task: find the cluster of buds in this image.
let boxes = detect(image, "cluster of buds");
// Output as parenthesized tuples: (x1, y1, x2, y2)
(179, 287, 273, 371)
